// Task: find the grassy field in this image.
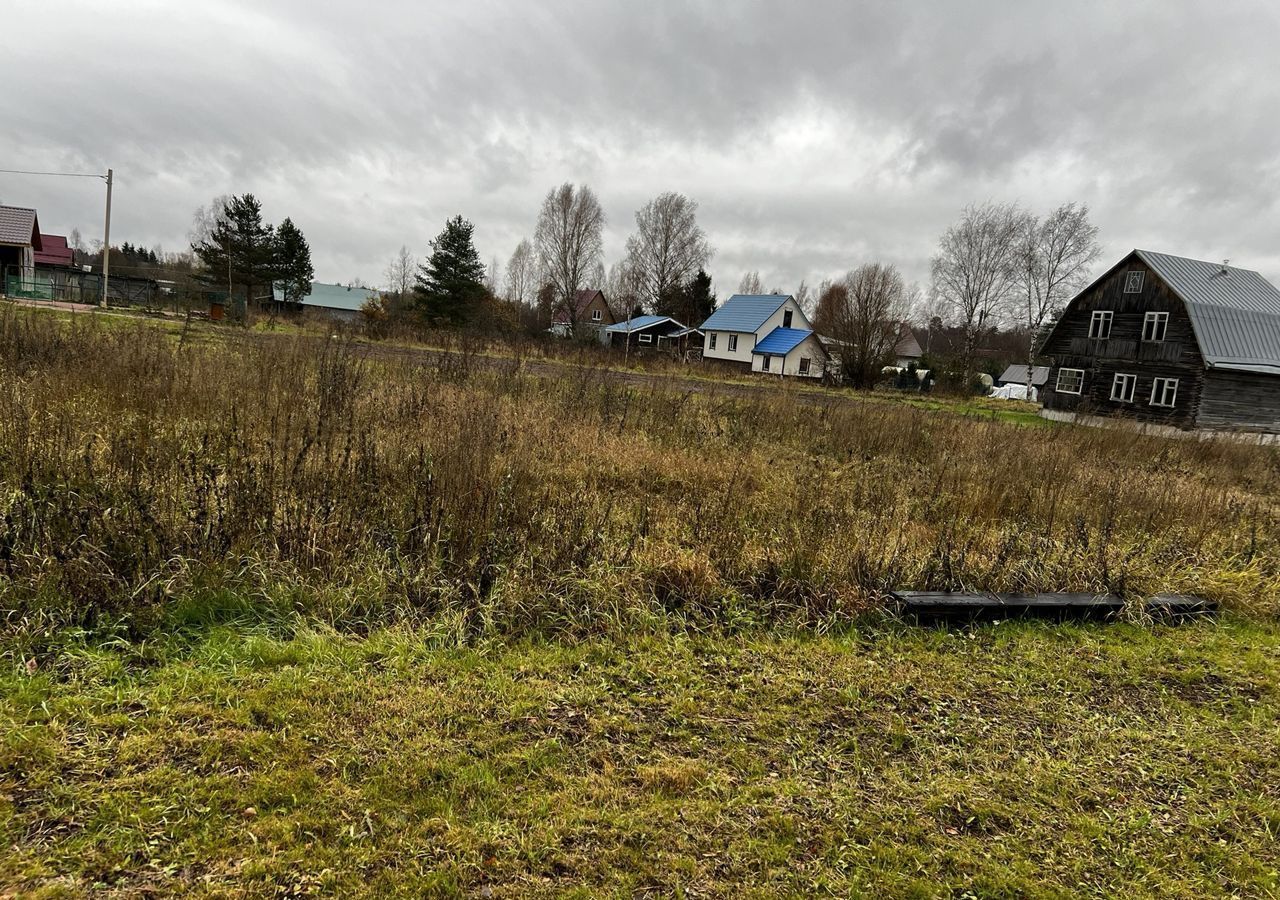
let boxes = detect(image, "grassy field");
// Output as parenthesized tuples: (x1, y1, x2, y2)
(1, 304, 1278, 896)
(5, 621, 1279, 897)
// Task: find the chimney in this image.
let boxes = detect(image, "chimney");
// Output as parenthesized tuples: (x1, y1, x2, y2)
(1221, 259, 1230, 274)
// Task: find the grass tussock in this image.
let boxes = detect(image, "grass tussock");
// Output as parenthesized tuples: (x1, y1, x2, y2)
(0, 305, 1276, 651)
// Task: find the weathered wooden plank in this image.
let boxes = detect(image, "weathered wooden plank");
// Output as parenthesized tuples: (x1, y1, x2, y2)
(891, 590, 1215, 623)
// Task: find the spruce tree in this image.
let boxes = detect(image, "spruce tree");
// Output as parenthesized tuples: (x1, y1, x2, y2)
(414, 215, 486, 326)
(191, 194, 276, 315)
(686, 268, 715, 324)
(274, 217, 315, 307)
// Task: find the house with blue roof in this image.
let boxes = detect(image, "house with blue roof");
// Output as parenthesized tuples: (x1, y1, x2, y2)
(605, 314, 699, 354)
(700, 294, 828, 378)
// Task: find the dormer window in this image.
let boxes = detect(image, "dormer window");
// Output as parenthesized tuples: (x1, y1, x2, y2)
(1142, 311, 1168, 342)
(783, 310, 793, 328)
(1089, 310, 1113, 340)
(1124, 271, 1145, 293)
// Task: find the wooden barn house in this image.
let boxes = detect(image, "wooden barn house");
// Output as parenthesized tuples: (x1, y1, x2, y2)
(1039, 250, 1280, 433)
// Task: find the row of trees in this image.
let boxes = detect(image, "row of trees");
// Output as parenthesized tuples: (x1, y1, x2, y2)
(370, 188, 1101, 396)
(190, 194, 314, 313)
(381, 184, 719, 334)
(931, 201, 1102, 390)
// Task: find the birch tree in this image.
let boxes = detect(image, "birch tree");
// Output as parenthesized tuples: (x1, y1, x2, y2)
(930, 202, 1023, 387)
(384, 245, 415, 309)
(623, 192, 713, 312)
(504, 238, 539, 306)
(738, 271, 764, 294)
(534, 183, 605, 329)
(1015, 203, 1102, 397)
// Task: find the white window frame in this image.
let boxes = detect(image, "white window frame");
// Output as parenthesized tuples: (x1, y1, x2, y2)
(798, 357, 810, 375)
(1142, 311, 1169, 342)
(709, 333, 717, 351)
(1110, 372, 1136, 403)
(1089, 310, 1113, 340)
(1150, 377, 1178, 408)
(1055, 367, 1085, 395)
(728, 334, 739, 352)
(591, 308, 602, 322)
(638, 333, 652, 344)
(1125, 271, 1145, 294)
(761, 354, 772, 371)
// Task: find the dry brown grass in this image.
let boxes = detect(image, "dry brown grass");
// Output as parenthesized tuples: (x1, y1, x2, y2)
(0, 305, 1276, 650)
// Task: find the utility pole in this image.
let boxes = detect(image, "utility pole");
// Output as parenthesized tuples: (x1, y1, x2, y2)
(101, 168, 113, 308)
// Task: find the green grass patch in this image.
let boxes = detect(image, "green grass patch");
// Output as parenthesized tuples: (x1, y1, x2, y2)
(3, 619, 1279, 897)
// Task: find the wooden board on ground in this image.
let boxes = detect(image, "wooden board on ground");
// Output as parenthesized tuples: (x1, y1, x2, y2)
(891, 591, 1216, 623)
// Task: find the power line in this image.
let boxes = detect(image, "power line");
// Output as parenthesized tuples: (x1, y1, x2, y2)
(0, 168, 107, 179)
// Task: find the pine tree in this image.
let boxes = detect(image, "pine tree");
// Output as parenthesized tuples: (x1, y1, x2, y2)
(414, 215, 487, 326)
(274, 218, 315, 307)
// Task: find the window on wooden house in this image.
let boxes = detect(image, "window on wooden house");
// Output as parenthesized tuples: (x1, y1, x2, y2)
(1125, 271, 1145, 293)
(1055, 367, 1085, 394)
(728, 334, 739, 352)
(709, 333, 717, 350)
(1142, 311, 1169, 342)
(1150, 377, 1178, 408)
(1111, 373, 1137, 403)
(1089, 310, 1113, 339)
(638, 333, 653, 344)
(798, 357, 811, 375)
(591, 309, 602, 322)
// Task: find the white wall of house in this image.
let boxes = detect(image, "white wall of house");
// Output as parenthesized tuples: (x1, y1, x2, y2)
(750, 335, 826, 378)
(703, 329, 755, 364)
(758, 297, 808, 338)
(702, 297, 810, 366)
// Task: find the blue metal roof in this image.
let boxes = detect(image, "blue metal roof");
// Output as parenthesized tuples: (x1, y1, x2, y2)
(604, 314, 671, 333)
(700, 294, 790, 333)
(752, 326, 814, 356)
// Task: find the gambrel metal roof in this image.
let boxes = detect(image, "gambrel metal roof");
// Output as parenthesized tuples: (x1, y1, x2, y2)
(1135, 250, 1280, 375)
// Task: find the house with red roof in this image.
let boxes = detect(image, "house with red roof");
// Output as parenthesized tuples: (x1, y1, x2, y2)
(34, 234, 75, 270)
(550, 288, 617, 342)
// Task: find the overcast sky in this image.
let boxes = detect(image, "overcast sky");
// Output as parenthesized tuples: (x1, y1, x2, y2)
(4, 0, 1279, 294)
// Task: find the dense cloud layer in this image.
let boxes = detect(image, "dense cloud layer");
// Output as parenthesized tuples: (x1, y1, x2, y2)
(4, 0, 1278, 293)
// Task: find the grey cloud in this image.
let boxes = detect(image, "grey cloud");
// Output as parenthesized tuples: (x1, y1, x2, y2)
(2, 0, 1278, 290)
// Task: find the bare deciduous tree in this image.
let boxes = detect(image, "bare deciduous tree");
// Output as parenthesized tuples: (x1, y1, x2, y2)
(793, 279, 812, 316)
(828, 263, 912, 388)
(534, 183, 605, 330)
(930, 202, 1024, 387)
(606, 260, 643, 319)
(384, 245, 415, 310)
(504, 238, 539, 307)
(623, 192, 713, 312)
(738, 270, 764, 294)
(1015, 203, 1102, 397)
